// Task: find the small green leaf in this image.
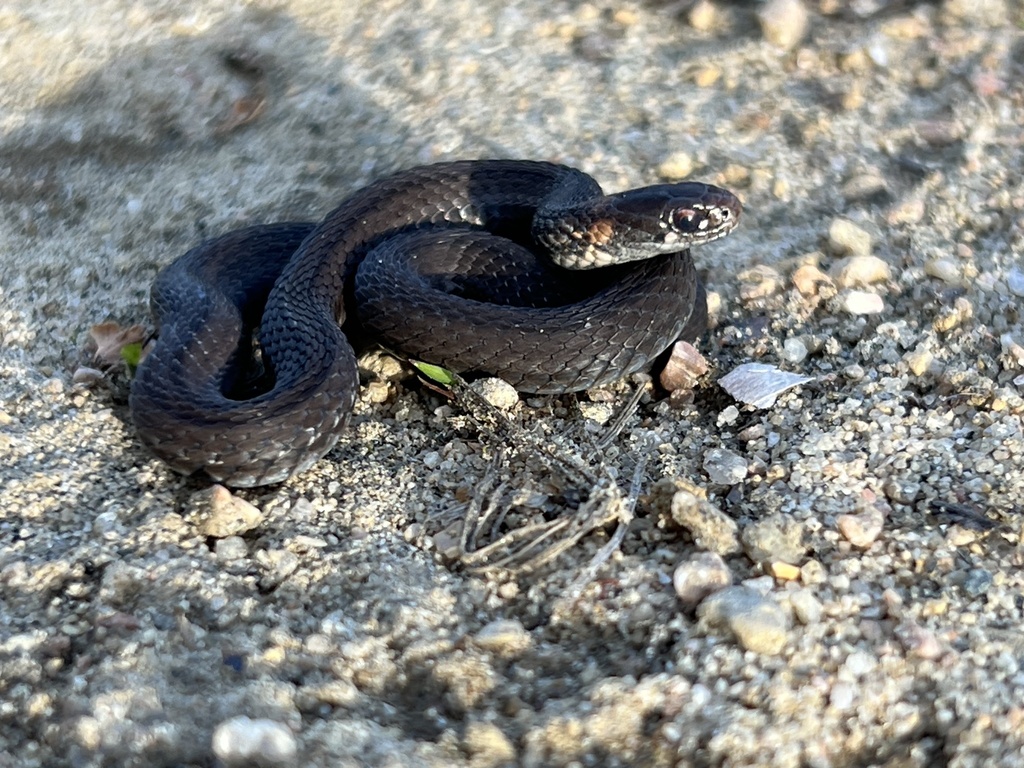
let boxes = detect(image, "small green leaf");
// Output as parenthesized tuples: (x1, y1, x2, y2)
(121, 342, 143, 373)
(412, 361, 455, 387)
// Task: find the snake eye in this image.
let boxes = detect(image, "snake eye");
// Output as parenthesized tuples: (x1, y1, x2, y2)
(671, 207, 705, 233)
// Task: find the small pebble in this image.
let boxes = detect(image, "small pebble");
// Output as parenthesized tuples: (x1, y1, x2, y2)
(841, 171, 888, 203)
(199, 485, 264, 538)
(924, 258, 962, 285)
(660, 341, 708, 392)
(894, 622, 943, 660)
(472, 377, 519, 410)
(741, 514, 806, 566)
(211, 717, 297, 767)
(839, 290, 885, 315)
(781, 337, 810, 364)
(788, 589, 823, 624)
(829, 255, 891, 288)
(829, 681, 856, 711)
(827, 218, 872, 256)
(717, 405, 740, 427)
(577, 401, 615, 424)
(800, 559, 827, 585)
(688, 0, 716, 31)
(308, 679, 360, 708)
(1007, 268, 1024, 298)
(703, 447, 747, 485)
(961, 568, 993, 598)
(697, 586, 789, 655)
(463, 722, 517, 766)
(791, 263, 833, 296)
(770, 562, 801, 581)
(669, 487, 740, 556)
(214, 536, 249, 562)
(739, 265, 785, 301)
(256, 550, 299, 590)
(758, 0, 808, 49)
(903, 347, 934, 377)
(865, 35, 889, 67)
(837, 508, 884, 548)
(472, 619, 533, 657)
(673, 552, 733, 607)
(658, 152, 694, 180)
(72, 367, 104, 386)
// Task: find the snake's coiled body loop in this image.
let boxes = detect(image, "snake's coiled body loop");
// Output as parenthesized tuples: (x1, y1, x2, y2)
(130, 160, 741, 487)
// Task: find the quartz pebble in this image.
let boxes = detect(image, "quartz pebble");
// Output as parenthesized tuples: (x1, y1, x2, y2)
(673, 552, 733, 607)
(758, 0, 808, 49)
(472, 377, 519, 410)
(839, 290, 884, 315)
(215, 536, 249, 562)
(837, 507, 885, 548)
(741, 514, 806, 567)
(211, 717, 297, 767)
(697, 586, 789, 654)
(827, 218, 872, 256)
(829, 255, 891, 288)
(782, 337, 810, 364)
(472, 619, 533, 657)
(770, 562, 800, 581)
(1007, 268, 1024, 298)
(788, 589, 823, 624)
(904, 347, 934, 376)
(925, 258, 962, 284)
(658, 152, 694, 180)
(198, 485, 264, 538)
(703, 447, 747, 485)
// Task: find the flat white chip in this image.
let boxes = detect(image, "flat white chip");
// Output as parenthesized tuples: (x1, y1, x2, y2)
(719, 363, 814, 409)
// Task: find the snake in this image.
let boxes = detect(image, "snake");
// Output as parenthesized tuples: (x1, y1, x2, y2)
(130, 160, 741, 487)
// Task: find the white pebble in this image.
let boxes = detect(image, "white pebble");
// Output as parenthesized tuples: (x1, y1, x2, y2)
(673, 552, 732, 607)
(472, 619, 533, 657)
(829, 681, 856, 711)
(840, 290, 884, 315)
(827, 218, 872, 256)
(782, 337, 809, 364)
(703, 447, 747, 485)
(471, 377, 519, 410)
(201, 485, 264, 538)
(924, 258, 962, 284)
(788, 589, 823, 624)
(830, 255, 891, 288)
(658, 152, 694, 180)
(1007, 268, 1024, 298)
(758, 0, 808, 49)
(211, 717, 297, 767)
(698, 586, 789, 655)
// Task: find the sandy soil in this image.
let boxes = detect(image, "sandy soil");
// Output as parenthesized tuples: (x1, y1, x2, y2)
(2, 1, 1024, 766)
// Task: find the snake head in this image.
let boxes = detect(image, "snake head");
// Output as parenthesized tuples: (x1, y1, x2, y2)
(613, 182, 742, 248)
(536, 178, 742, 269)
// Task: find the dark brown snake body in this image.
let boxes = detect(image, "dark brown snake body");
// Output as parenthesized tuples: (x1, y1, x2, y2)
(130, 160, 741, 487)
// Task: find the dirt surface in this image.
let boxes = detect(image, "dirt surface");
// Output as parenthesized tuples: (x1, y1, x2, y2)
(2, 1, 1024, 766)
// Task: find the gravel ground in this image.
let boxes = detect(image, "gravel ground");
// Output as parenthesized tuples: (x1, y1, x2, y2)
(2, 1, 1024, 766)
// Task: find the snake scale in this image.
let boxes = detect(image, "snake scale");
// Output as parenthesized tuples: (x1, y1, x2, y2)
(130, 160, 741, 487)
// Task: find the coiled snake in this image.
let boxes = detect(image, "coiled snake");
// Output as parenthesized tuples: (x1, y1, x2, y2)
(130, 160, 741, 487)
